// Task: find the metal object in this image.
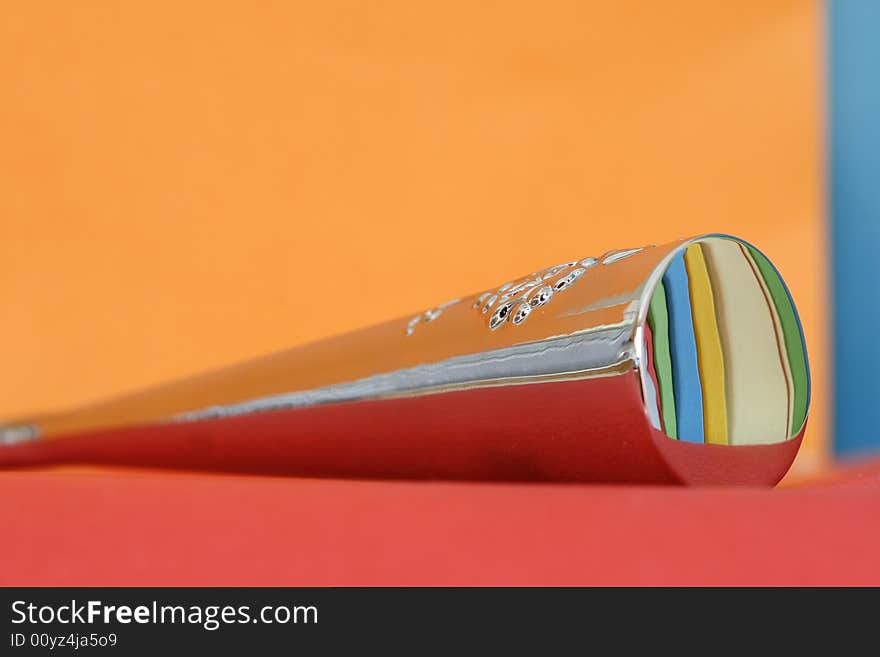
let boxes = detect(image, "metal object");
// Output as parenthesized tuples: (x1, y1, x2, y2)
(0, 234, 809, 485)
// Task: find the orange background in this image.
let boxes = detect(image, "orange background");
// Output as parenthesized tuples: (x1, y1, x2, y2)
(0, 2, 825, 472)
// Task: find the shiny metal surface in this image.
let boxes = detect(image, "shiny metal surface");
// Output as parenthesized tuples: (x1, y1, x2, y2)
(0, 234, 809, 449)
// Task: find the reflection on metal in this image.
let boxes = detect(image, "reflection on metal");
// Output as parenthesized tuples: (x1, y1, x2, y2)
(602, 247, 648, 265)
(0, 235, 808, 452)
(174, 326, 634, 421)
(528, 285, 553, 309)
(470, 256, 602, 331)
(405, 298, 461, 336)
(0, 423, 40, 445)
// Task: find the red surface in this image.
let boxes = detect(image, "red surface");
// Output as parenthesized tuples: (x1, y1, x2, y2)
(2, 463, 880, 586)
(0, 373, 801, 486)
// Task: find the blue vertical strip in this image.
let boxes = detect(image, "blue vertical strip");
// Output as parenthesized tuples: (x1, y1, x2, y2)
(830, 1, 880, 457)
(662, 254, 704, 444)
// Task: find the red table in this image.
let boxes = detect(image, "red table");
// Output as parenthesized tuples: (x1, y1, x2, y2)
(3, 463, 879, 586)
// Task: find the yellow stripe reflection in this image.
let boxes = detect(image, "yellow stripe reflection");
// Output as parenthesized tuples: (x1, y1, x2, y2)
(684, 244, 728, 445)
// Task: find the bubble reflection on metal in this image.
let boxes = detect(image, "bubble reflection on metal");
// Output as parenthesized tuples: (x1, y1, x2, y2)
(472, 257, 600, 331)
